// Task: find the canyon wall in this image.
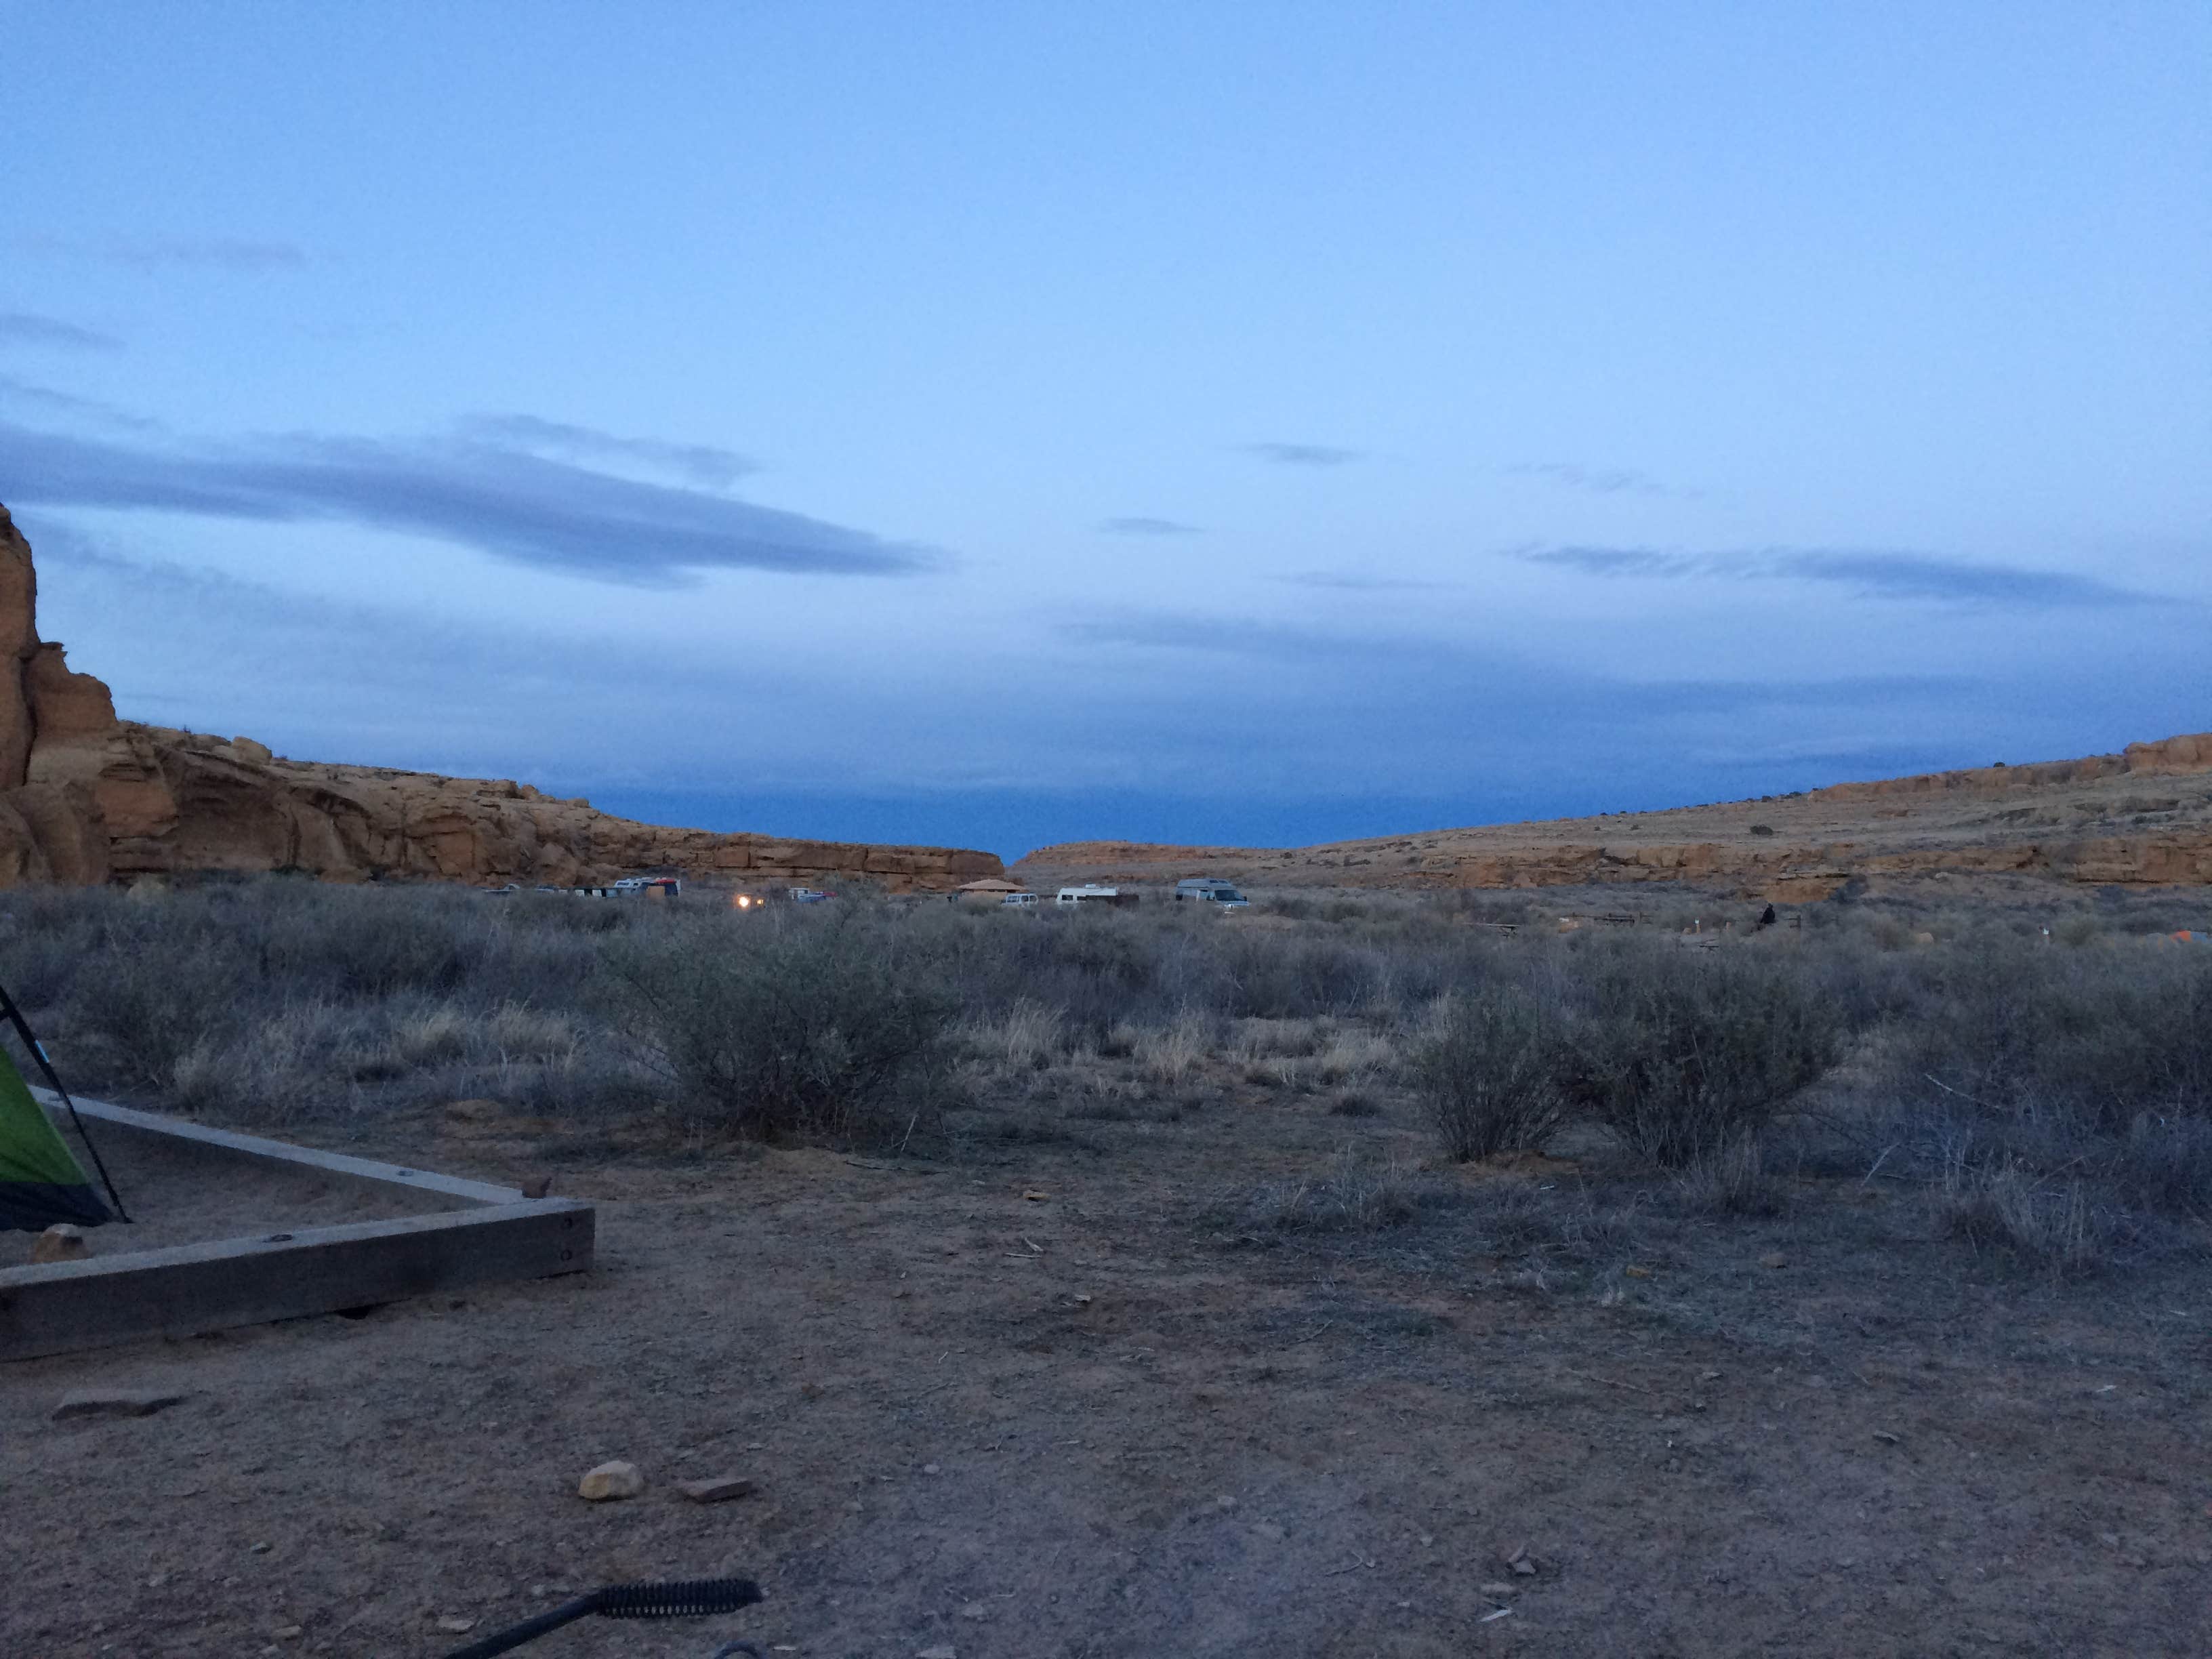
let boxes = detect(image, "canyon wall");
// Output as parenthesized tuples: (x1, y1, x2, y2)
(0, 504, 1002, 892)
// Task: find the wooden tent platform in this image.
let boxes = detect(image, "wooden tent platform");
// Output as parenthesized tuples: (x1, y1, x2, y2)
(0, 1096, 592, 1361)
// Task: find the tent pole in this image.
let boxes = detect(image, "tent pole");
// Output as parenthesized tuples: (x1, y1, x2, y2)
(0, 978, 129, 1223)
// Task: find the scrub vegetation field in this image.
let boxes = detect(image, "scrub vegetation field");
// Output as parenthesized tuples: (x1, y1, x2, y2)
(6, 876, 2212, 1657)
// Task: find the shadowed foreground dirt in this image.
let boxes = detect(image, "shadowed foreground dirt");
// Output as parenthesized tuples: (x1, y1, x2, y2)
(7, 1102, 2211, 1658)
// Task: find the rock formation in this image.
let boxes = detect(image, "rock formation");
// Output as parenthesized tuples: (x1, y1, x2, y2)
(1017, 738, 2212, 899)
(0, 504, 1002, 893)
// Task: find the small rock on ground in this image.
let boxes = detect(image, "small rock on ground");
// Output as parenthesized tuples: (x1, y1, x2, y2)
(577, 1460, 645, 1501)
(31, 1224, 87, 1264)
(676, 1475, 758, 1503)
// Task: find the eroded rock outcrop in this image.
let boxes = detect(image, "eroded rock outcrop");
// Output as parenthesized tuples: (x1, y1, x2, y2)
(0, 504, 1000, 892)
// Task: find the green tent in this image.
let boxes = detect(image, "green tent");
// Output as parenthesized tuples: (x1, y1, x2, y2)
(0, 1042, 112, 1231)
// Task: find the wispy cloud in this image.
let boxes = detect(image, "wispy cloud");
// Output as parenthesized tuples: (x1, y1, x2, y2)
(1099, 516, 1202, 536)
(9, 232, 308, 272)
(1506, 461, 1675, 497)
(0, 312, 120, 352)
(1525, 545, 2158, 609)
(459, 413, 754, 491)
(0, 375, 163, 432)
(1277, 569, 1452, 592)
(1245, 441, 1361, 468)
(0, 417, 935, 586)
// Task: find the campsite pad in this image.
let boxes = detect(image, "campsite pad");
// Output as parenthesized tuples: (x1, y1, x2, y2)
(2, 1120, 470, 1265)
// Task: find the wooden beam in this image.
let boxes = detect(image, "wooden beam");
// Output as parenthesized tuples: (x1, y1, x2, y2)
(34, 1090, 521, 1207)
(0, 1199, 593, 1361)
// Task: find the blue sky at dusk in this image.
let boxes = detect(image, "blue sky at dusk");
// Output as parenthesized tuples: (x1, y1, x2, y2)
(1, 4, 2205, 856)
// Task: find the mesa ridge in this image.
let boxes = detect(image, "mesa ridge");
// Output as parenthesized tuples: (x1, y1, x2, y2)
(0, 504, 1002, 891)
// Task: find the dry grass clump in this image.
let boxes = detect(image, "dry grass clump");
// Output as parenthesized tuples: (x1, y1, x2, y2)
(1240, 1149, 1458, 1233)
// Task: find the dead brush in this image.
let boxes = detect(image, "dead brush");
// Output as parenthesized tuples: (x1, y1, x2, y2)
(485, 1002, 579, 1063)
(1676, 1132, 1790, 1218)
(1134, 1012, 1213, 1090)
(1936, 1158, 2110, 1275)
(966, 999, 1067, 1073)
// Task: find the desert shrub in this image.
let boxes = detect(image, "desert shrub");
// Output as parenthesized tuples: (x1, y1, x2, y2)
(607, 910, 957, 1145)
(258, 886, 489, 997)
(1216, 930, 1382, 1019)
(68, 932, 255, 1091)
(1886, 942, 2212, 1130)
(1570, 949, 1841, 1166)
(1410, 987, 1566, 1161)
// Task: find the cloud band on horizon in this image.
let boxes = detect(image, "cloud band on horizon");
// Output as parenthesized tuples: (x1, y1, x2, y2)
(1525, 545, 2157, 609)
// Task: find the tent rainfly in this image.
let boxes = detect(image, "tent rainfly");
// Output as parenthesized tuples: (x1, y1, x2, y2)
(0, 1044, 111, 1231)
(0, 978, 125, 1233)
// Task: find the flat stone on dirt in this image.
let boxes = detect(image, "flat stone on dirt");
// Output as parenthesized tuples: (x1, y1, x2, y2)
(676, 1474, 757, 1503)
(52, 1388, 188, 1421)
(576, 1460, 644, 1501)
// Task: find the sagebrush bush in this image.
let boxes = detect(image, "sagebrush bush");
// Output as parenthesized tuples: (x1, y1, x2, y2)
(1410, 987, 1565, 1161)
(1571, 949, 1841, 1166)
(607, 910, 958, 1145)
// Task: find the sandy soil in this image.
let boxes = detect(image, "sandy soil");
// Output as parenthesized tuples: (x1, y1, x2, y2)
(6, 1091, 2210, 1658)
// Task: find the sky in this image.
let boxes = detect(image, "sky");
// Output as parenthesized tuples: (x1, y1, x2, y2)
(1, 3, 2205, 857)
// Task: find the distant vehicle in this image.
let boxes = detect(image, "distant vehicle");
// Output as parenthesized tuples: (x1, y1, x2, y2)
(1001, 891, 1040, 909)
(730, 890, 764, 912)
(1174, 878, 1249, 908)
(480, 882, 523, 896)
(1057, 884, 1136, 907)
(790, 886, 834, 904)
(612, 876, 681, 897)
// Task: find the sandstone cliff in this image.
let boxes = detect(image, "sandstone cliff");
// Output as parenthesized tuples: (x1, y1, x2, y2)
(0, 504, 1002, 892)
(1016, 737, 2212, 899)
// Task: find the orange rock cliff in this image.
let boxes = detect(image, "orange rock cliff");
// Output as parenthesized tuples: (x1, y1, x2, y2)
(0, 504, 1003, 891)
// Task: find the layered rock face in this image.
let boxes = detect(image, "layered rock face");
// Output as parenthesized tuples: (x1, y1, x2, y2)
(0, 504, 1002, 893)
(1017, 738, 2212, 899)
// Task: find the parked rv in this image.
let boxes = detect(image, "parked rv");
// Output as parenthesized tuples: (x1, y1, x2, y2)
(1174, 878, 1249, 908)
(1057, 884, 1136, 907)
(612, 876, 681, 897)
(790, 886, 834, 904)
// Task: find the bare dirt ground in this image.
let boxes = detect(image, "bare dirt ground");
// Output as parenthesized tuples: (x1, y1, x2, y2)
(8, 1071, 2211, 1659)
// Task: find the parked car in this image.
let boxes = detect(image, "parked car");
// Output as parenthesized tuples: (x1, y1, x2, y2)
(790, 886, 834, 904)
(1001, 891, 1040, 909)
(1173, 877, 1249, 908)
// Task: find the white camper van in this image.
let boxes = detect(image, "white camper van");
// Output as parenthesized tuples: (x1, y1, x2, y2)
(1056, 884, 1132, 907)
